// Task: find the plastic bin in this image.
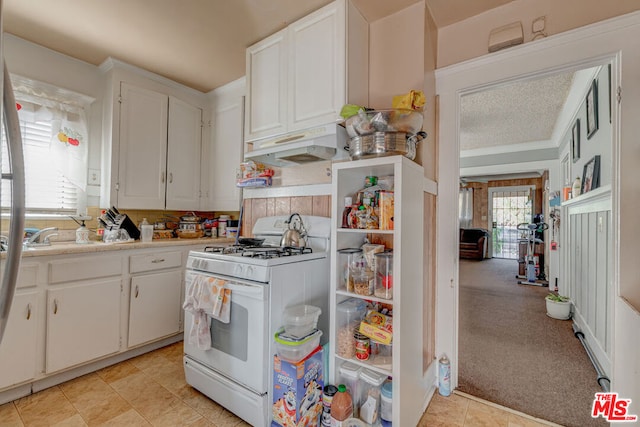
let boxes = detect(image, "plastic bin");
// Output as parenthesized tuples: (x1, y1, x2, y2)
(359, 368, 388, 425)
(283, 304, 321, 338)
(338, 362, 362, 418)
(274, 328, 322, 363)
(336, 299, 367, 359)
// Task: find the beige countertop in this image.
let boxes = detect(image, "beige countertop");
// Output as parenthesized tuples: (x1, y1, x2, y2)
(16, 237, 236, 257)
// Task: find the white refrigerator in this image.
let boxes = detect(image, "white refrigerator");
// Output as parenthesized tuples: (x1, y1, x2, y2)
(0, 0, 26, 345)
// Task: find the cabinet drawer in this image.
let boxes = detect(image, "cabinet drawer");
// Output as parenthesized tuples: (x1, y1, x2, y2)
(49, 255, 122, 284)
(130, 251, 182, 274)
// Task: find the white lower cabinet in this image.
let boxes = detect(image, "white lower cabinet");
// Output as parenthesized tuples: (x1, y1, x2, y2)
(128, 269, 182, 347)
(0, 292, 39, 389)
(46, 279, 121, 373)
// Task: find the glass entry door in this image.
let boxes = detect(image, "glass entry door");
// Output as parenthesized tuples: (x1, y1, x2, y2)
(489, 187, 533, 259)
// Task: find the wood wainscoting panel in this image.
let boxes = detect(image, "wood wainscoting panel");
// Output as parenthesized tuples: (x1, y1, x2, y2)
(242, 195, 331, 235)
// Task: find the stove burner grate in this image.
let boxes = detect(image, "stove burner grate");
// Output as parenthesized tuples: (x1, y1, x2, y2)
(204, 244, 313, 259)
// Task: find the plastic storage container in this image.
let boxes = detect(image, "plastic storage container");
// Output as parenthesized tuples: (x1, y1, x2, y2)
(140, 218, 153, 243)
(274, 328, 322, 363)
(226, 227, 238, 238)
(338, 362, 362, 418)
(352, 269, 374, 296)
(217, 214, 230, 237)
(380, 381, 392, 426)
(338, 248, 363, 292)
(359, 368, 388, 425)
(374, 252, 393, 299)
(336, 299, 368, 359)
(283, 304, 321, 338)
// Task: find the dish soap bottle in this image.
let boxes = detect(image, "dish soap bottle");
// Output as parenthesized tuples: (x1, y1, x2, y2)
(75, 219, 90, 244)
(572, 176, 581, 198)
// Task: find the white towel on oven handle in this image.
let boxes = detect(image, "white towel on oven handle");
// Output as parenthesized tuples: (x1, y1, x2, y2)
(183, 274, 231, 349)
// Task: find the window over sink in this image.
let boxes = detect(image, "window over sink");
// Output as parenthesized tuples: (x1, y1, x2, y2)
(1, 75, 94, 215)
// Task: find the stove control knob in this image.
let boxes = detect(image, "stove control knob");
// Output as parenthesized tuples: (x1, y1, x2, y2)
(234, 264, 244, 275)
(246, 266, 254, 277)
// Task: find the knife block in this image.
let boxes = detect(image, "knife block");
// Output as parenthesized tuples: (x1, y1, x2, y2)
(116, 214, 141, 240)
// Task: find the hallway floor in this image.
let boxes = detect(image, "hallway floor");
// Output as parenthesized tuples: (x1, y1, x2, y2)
(0, 341, 558, 426)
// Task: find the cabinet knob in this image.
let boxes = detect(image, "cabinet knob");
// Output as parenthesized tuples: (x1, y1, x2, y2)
(135, 285, 139, 298)
(26, 303, 32, 320)
(161, 172, 165, 183)
(151, 258, 165, 264)
(169, 173, 173, 183)
(53, 299, 58, 315)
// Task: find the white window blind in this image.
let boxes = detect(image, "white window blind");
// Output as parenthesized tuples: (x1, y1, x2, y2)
(1, 101, 79, 213)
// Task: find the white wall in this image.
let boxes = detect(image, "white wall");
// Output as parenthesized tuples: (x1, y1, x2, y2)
(437, 0, 640, 68)
(559, 66, 612, 191)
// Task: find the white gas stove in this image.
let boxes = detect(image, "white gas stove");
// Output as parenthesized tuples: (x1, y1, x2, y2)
(183, 215, 331, 427)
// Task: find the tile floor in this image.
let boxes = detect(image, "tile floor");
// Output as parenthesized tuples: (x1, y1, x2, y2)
(0, 342, 557, 426)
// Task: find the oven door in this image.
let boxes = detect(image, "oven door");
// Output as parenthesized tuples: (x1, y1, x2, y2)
(183, 270, 269, 394)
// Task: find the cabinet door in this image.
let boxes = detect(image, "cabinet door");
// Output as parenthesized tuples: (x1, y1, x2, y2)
(0, 292, 39, 389)
(166, 96, 202, 210)
(128, 270, 182, 347)
(288, 1, 345, 132)
(117, 82, 168, 209)
(245, 29, 288, 141)
(46, 279, 121, 373)
(210, 94, 243, 211)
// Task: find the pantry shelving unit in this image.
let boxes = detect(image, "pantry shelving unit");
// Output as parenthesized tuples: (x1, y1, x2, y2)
(329, 155, 426, 426)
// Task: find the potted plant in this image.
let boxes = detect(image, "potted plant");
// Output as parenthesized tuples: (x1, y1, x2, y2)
(545, 293, 572, 320)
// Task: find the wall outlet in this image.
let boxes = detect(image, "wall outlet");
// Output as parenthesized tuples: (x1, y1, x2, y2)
(88, 168, 101, 185)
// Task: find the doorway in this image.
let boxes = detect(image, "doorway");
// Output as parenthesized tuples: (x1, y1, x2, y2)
(451, 52, 613, 426)
(488, 186, 534, 259)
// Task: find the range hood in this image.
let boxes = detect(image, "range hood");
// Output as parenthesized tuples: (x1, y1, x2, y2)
(245, 124, 348, 167)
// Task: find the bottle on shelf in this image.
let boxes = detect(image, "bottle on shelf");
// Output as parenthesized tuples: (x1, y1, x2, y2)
(572, 176, 582, 198)
(330, 384, 353, 425)
(342, 196, 353, 228)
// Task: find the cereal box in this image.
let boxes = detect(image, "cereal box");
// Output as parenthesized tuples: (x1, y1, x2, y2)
(379, 191, 394, 230)
(272, 346, 324, 427)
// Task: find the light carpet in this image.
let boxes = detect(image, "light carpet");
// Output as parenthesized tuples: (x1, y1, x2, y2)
(458, 258, 607, 427)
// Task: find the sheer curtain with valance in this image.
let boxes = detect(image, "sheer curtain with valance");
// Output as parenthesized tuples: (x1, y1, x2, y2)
(459, 187, 473, 229)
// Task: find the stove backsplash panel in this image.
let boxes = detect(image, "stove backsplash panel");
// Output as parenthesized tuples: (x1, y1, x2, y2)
(242, 196, 330, 236)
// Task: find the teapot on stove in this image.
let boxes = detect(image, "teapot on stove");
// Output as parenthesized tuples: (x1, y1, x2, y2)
(280, 213, 307, 248)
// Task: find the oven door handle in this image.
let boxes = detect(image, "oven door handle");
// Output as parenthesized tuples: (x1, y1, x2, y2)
(224, 282, 266, 297)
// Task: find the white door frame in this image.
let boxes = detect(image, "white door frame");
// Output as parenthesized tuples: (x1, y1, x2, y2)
(435, 12, 640, 395)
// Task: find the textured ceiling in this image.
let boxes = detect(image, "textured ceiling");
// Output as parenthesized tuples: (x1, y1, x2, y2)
(3, 0, 512, 92)
(460, 72, 575, 151)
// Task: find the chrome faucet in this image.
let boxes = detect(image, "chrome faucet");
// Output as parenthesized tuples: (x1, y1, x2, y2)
(24, 227, 59, 246)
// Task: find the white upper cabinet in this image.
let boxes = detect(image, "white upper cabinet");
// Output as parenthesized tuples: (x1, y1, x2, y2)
(117, 83, 168, 209)
(116, 83, 202, 210)
(101, 58, 206, 210)
(245, 0, 346, 142)
(166, 96, 203, 210)
(245, 29, 288, 141)
(205, 78, 244, 211)
(288, 1, 345, 132)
